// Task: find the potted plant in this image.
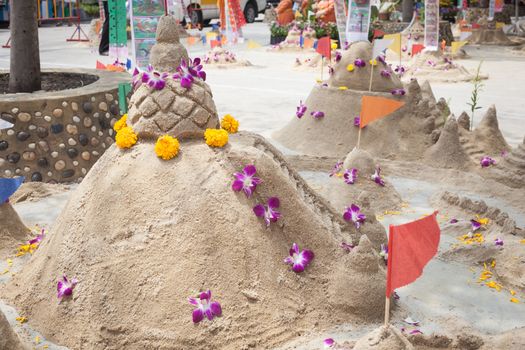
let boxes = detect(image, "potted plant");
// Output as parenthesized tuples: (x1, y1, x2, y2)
(270, 22, 289, 45)
(378, 0, 399, 21)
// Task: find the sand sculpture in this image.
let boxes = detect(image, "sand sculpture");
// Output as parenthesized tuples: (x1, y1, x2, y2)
(149, 16, 190, 73)
(274, 41, 445, 159)
(0, 311, 25, 350)
(202, 47, 252, 68)
(468, 16, 517, 46)
(272, 25, 316, 51)
(353, 325, 414, 350)
(4, 17, 391, 350)
(0, 201, 30, 257)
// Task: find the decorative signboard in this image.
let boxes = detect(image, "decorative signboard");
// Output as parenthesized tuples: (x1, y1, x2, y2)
(345, 0, 372, 43)
(334, 0, 347, 46)
(424, 0, 439, 51)
(109, 0, 128, 62)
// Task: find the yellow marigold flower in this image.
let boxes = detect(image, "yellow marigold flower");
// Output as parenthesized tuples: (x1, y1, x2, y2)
(346, 64, 355, 72)
(331, 43, 338, 50)
(115, 126, 137, 149)
(369, 59, 378, 66)
(510, 297, 520, 303)
(510, 290, 516, 296)
(114, 114, 128, 132)
(221, 114, 239, 134)
(204, 128, 229, 148)
(154, 135, 180, 160)
(486, 281, 502, 291)
(338, 86, 348, 90)
(521, 239, 525, 244)
(475, 215, 490, 225)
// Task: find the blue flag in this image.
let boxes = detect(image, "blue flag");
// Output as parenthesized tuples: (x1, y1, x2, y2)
(0, 176, 25, 203)
(299, 35, 304, 48)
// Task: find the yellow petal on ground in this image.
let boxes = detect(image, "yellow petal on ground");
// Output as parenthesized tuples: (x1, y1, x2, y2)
(1, 269, 9, 275)
(491, 260, 496, 268)
(338, 86, 348, 90)
(35, 336, 40, 344)
(7, 259, 13, 266)
(510, 298, 520, 303)
(16, 316, 28, 324)
(510, 290, 516, 296)
(316, 79, 322, 84)
(43, 346, 49, 349)
(486, 281, 502, 291)
(520, 239, 525, 244)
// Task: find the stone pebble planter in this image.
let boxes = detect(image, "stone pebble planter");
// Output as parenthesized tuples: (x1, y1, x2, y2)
(0, 69, 130, 183)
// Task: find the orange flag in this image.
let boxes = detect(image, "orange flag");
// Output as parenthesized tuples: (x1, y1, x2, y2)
(316, 36, 331, 60)
(210, 39, 221, 48)
(186, 36, 198, 46)
(359, 96, 405, 128)
(386, 212, 440, 297)
(303, 38, 315, 49)
(96, 61, 106, 70)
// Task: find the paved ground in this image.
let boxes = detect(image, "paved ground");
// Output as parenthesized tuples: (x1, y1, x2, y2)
(0, 20, 524, 147)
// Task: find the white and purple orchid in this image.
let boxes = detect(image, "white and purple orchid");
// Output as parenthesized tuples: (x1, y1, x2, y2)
(343, 168, 358, 184)
(391, 88, 406, 96)
(188, 290, 222, 323)
(311, 111, 325, 119)
(371, 166, 385, 186)
(334, 51, 342, 62)
(379, 244, 388, 263)
(141, 65, 169, 90)
(354, 58, 366, 68)
(173, 58, 207, 89)
(354, 116, 360, 127)
(296, 101, 307, 118)
(494, 238, 504, 246)
(343, 204, 366, 229)
(380, 69, 391, 78)
(284, 243, 314, 273)
(253, 197, 281, 227)
(341, 241, 355, 252)
(28, 229, 45, 245)
(470, 219, 482, 232)
(57, 275, 78, 300)
(480, 156, 496, 168)
(450, 218, 458, 224)
(232, 165, 262, 197)
(324, 338, 336, 348)
(329, 161, 343, 177)
(394, 65, 405, 76)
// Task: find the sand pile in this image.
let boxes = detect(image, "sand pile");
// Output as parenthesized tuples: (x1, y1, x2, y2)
(0, 310, 25, 350)
(271, 26, 316, 52)
(353, 326, 414, 350)
(9, 182, 71, 204)
(293, 52, 333, 71)
(424, 117, 471, 170)
(402, 51, 487, 83)
(0, 202, 30, 257)
(274, 43, 444, 159)
(468, 17, 516, 46)
(202, 47, 252, 68)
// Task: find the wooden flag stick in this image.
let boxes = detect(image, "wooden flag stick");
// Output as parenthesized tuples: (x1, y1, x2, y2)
(321, 56, 324, 81)
(384, 296, 391, 326)
(399, 35, 402, 67)
(368, 62, 374, 92)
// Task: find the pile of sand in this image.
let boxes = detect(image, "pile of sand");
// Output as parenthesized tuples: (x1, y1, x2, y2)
(0, 202, 30, 258)
(402, 51, 487, 83)
(202, 47, 252, 68)
(353, 326, 414, 350)
(274, 43, 445, 159)
(468, 28, 517, 46)
(9, 182, 71, 204)
(0, 310, 25, 350)
(293, 53, 333, 71)
(271, 26, 316, 52)
(4, 131, 390, 349)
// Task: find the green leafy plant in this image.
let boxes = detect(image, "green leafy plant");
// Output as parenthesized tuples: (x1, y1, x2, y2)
(80, 3, 100, 18)
(467, 62, 484, 131)
(270, 23, 289, 37)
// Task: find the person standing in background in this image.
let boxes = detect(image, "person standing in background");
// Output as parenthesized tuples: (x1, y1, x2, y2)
(99, 0, 109, 55)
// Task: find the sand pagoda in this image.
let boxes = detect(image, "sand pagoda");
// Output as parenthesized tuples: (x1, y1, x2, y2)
(468, 16, 517, 46)
(0, 201, 30, 257)
(274, 41, 445, 159)
(4, 16, 390, 350)
(271, 25, 316, 51)
(202, 46, 252, 68)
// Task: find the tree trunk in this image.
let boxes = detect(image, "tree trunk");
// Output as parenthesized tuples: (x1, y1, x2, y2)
(402, 0, 414, 23)
(8, 0, 41, 93)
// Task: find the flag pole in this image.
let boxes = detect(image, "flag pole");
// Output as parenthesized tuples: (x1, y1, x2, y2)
(321, 56, 324, 81)
(385, 224, 393, 327)
(384, 297, 391, 326)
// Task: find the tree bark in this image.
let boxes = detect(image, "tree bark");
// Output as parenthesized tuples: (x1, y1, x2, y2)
(8, 0, 41, 93)
(402, 0, 414, 23)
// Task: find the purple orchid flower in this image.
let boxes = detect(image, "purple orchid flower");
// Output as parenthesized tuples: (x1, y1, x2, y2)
(470, 219, 482, 232)
(329, 161, 343, 177)
(132, 68, 142, 90)
(284, 243, 314, 273)
(311, 111, 325, 119)
(343, 168, 358, 185)
(328, 66, 334, 75)
(28, 229, 45, 245)
(296, 101, 307, 118)
(141, 65, 169, 90)
(480, 156, 496, 168)
(232, 165, 262, 197)
(380, 69, 391, 78)
(354, 116, 360, 127)
(379, 244, 388, 263)
(501, 150, 508, 158)
(188, 290, 222, 323)
(450, 218, 458, 224)
(427, 60, 436, 67)
(371, 166, 385, 186)
(394, 65, 406, 76)
(401, 327, 423, 335)
(253, 197, 281, 227)
(324, 338, 336, 348)
(173, 58, 207, 89)
(377, 55, 386, 64)
(391, 88, 406, 96)
(341, 241, 355, 252)
(494, 238, 504, 246)
(334, 51, 342, 63)
(57, 275, 78, 300)
(354, 58, 366, 68)
(343, 204, 366, 229)
(444, 57, 453, 65)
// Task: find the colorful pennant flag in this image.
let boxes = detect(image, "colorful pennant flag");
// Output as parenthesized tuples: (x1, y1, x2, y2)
(359, 96, 405, 128)
(247, 39, 262, 49)
(96, 61, 107, 70)
(299, 35, 304, 48)
(210, 39, 221, 49)
(316, 36, 331, 60)
(450, 41, 467, 54)
(411, 44, 425, 56)
(372, 38, 394, 58)
(386, 212, 440, 297)
(303, 38, 315, 49)
(206, 32, 218, 41)
(0, 177, 25, 203)
(383, 33, 401, 54)
(373, 29, 386, 39)
(186, 36, 198, 46)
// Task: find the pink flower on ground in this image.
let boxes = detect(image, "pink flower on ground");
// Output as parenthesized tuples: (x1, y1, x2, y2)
(284, 243, 314, 273)
(231, 165, 262, 197)
(188, 290, 222, 323)
(57, 275, 78, 300)
(253, 197, 281, 227)
(343, 204, 366, 229)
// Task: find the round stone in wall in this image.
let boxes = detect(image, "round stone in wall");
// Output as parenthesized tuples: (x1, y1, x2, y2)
(18, 112, 31, 122)
(92, 151, 100, 156)
(1, 114, 14, 124)
(28, 124, 37, 131)
(73, 161, 79, 166)
(81, 168, 87, 175)
(7, 152, 20, 163)
(47, 171, 53, 177)
(91, 137, 99, 146)
(0, 158, 4, 167)
(93, 112, 100, 119)
(91, 96, 96, 102)
(110, 104, 119, 116)
(15, 168, 21, 174)
(83, 117, 92, 127)
(54, 160, 66, 171)
(83, 102, 93, 113)
(68, 138, 77, 146)
(51, 124, 64, 134)
(28, 143, 36, 150)
(11, 108, 19, 114)
(62, 101, 68, 108)
(38, 141, 49, 152)
(81, 151, 90, 160)
(105, 93, 114, 102)
(91, 126, 97, 132)
(37, 158, 49, 167)
(35, 112, 42, 117)
(16, 131, 30, 141)
(22, 151, 36, 161)
(0, 140, 8, 151)
(73, 116, 81, 123)
(36, 127, 49, 138)
(72, 102, 79, 111)
(44, 116, 52, 122)
(62, 169, 75, 178)
(7, 130, 14, 136)
(51, 151, 59, 158)
(67, 148, 79, 159)
(66, 124, 78, 135)
(78, 134, 89, 146)
(5, 169, 12, 177)
(99, 102, 108, 112)
(24, 166, 30, 172)
(31, 172, 43, 182)
(53, 109, 63, 118)
(59, 143, 66, 149)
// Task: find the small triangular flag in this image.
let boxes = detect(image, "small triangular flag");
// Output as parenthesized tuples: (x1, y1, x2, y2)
(126, 59, 132, 70)
(450, 41, 467, 54)
(316, 36, 331, 60)
(210, 39, 221, 48)
(360, 96, 405, 128)
(303, 38, 315, 49)
(186, 36, 198, 46)
(372, 38, 393, 58)
(96, 61, 107, 70)
(247, 39, 262, 49)
(373, 29, 385, 39)
(383, 33, 401, 54)
(299, 35, 304, 48)
(412, 44, 425, 56)
(0, 176, 25, 203)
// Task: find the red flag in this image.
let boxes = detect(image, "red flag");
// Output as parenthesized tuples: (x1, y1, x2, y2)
(373, 29, 385, 39)
(411, 44, 425, 56)
(386, 211, 440, 297)
(96, 61, 107, 70)
(316, 36, 331, 60)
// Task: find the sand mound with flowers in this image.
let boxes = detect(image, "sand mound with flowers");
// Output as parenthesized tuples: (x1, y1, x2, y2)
(274, 62, 443, 159)
(202, 47, 252, 68)
(0, 310, 25, 350)
(0, 202, 30, 257)
(353, 325, 414, 350)
(4, 130, 390, 349)
(468, 28, 517, 46)
(402, 52, 487, 84)
(271, 26, 316, 52)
